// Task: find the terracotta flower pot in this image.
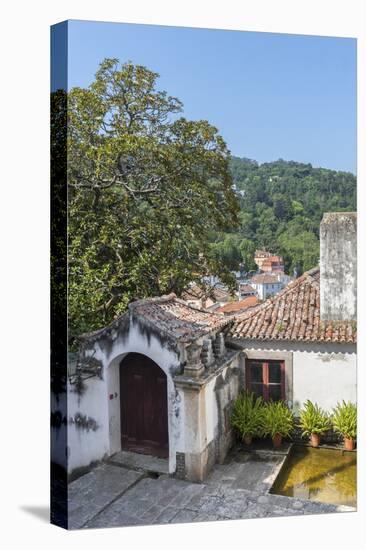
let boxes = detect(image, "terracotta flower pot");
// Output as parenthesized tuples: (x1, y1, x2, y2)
(243, 435, 252, 446)
(344, 437, 355, 451)
(310, 433, 320, 447)
(272, 433, 282, 448)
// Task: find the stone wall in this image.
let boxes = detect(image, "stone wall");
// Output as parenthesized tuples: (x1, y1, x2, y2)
(174, 349, 241, 481)
(320, 212, 357, 321)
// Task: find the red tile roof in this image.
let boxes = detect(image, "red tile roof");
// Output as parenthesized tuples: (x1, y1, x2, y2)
(240, 284, 256, 293)
(262, 256, 283, 265)
(229, 268, 357, 344)
(251, 273, 281, 285)
(216, 296, 259, 314)
(129, 294, 231, 341)
(81, 293, 232, 343)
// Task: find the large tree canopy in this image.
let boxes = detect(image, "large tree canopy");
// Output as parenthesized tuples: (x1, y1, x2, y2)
(68, 59, 239, 338)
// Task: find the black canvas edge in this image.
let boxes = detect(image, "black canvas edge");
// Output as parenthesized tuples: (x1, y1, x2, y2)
(50, 20, 68, 530)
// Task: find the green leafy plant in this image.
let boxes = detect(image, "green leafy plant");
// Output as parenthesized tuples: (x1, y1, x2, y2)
(299, 400, 331, 437)
(230, 391, 265, 440)
(332, 401, 357, 440)
(262, 401, 294, 439)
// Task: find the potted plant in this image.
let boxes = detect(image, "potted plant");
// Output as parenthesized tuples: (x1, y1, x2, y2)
(332, 401, 357, 451)
(263, 401, 294, 448)
(230, 391, 265, 445)
(298, 400, 331, 447)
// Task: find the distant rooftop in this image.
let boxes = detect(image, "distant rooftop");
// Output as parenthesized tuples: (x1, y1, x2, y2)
(240, 283, 256, 293)
(216, 296, 259, 315)
(229, 267, 356, 344)
(251, 273, 281, 285)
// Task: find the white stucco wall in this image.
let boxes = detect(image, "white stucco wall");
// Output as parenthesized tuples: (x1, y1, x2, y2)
(51, 375, 110, 473)
(205, 378, 218, 445)
(236, 340, 356, 415)
(292, 349, 357, 414)
(67, 376, 110, 473)
(63, 317, 183, 475)
(251, 281, 283, 300)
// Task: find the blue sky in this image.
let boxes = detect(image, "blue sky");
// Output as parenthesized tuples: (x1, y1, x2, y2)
(64, 20, 356, 173)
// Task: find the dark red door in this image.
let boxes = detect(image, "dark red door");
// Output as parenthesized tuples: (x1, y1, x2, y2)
(120, 353, 169, 458)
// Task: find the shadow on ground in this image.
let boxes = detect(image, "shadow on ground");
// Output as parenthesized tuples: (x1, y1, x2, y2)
(20, 506, 50, 523)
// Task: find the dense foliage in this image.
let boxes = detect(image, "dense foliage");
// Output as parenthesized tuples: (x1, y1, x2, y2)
(68, 59, 239, 338)
(210, 157, 356, 275)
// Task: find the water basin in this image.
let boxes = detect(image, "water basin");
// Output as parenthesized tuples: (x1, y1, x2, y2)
(270, 445, 356, 508)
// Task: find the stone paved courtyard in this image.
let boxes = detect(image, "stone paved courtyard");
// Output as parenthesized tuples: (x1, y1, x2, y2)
(68, 445, 353, 529)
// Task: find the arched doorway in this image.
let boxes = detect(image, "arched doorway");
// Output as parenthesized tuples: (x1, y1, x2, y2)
(120, 353, 169, 458)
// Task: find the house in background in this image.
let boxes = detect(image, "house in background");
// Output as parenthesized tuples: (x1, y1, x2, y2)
(254, 250, 284, 273)
(180, 284, 213, 309)
(250, 273, 284, 300)
(51, 212, 356, 483)
(239, 283, 257, 299)
(181, 283, 233, 310)
(216, 296, 259, 315)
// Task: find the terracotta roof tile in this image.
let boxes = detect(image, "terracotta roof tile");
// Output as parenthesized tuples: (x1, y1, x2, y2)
(239, 284, 256, 293)
(80, 293, 232, 344)
(216, 296, 259, 314)
(229, 267, 356, 344)
(251, 273, 281, 285)
(129, 294, 231, 342)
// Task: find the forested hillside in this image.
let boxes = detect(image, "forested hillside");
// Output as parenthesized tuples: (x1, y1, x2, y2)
(209, 157, 357, 275)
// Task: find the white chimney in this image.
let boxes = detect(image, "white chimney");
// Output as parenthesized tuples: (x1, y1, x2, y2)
(320, 212, 357, 321)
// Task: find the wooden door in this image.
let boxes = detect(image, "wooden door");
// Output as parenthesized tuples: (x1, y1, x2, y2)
(120, 353, 169, 458)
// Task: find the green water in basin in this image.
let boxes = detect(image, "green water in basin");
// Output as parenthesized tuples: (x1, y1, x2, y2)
(271, 445, 356, 508)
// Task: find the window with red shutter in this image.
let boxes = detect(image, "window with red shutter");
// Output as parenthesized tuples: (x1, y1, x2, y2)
(246, 359, 285, 401)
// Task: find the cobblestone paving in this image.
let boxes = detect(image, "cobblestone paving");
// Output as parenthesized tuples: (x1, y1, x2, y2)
(68, 447, 353, 530)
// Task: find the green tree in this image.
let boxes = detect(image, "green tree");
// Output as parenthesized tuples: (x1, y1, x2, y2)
(256, 206, 278, 249)
(238, 238, 256, 271)
(68, 59, 239, 337)
(209, 234, 242, 271)
(278, 229, 319, 274)
(273, 193, 293, 221)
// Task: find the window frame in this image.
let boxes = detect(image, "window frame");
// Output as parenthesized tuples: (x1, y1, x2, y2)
(242, 350, 293, 407)
(245, 359, 286, 401)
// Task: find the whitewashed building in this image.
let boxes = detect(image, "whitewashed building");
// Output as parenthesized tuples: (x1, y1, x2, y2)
(52, 296, 241, 482)
(228, 212, 357, 414)
(51, 212, 357, 482)
(250, 273, 284, 300)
